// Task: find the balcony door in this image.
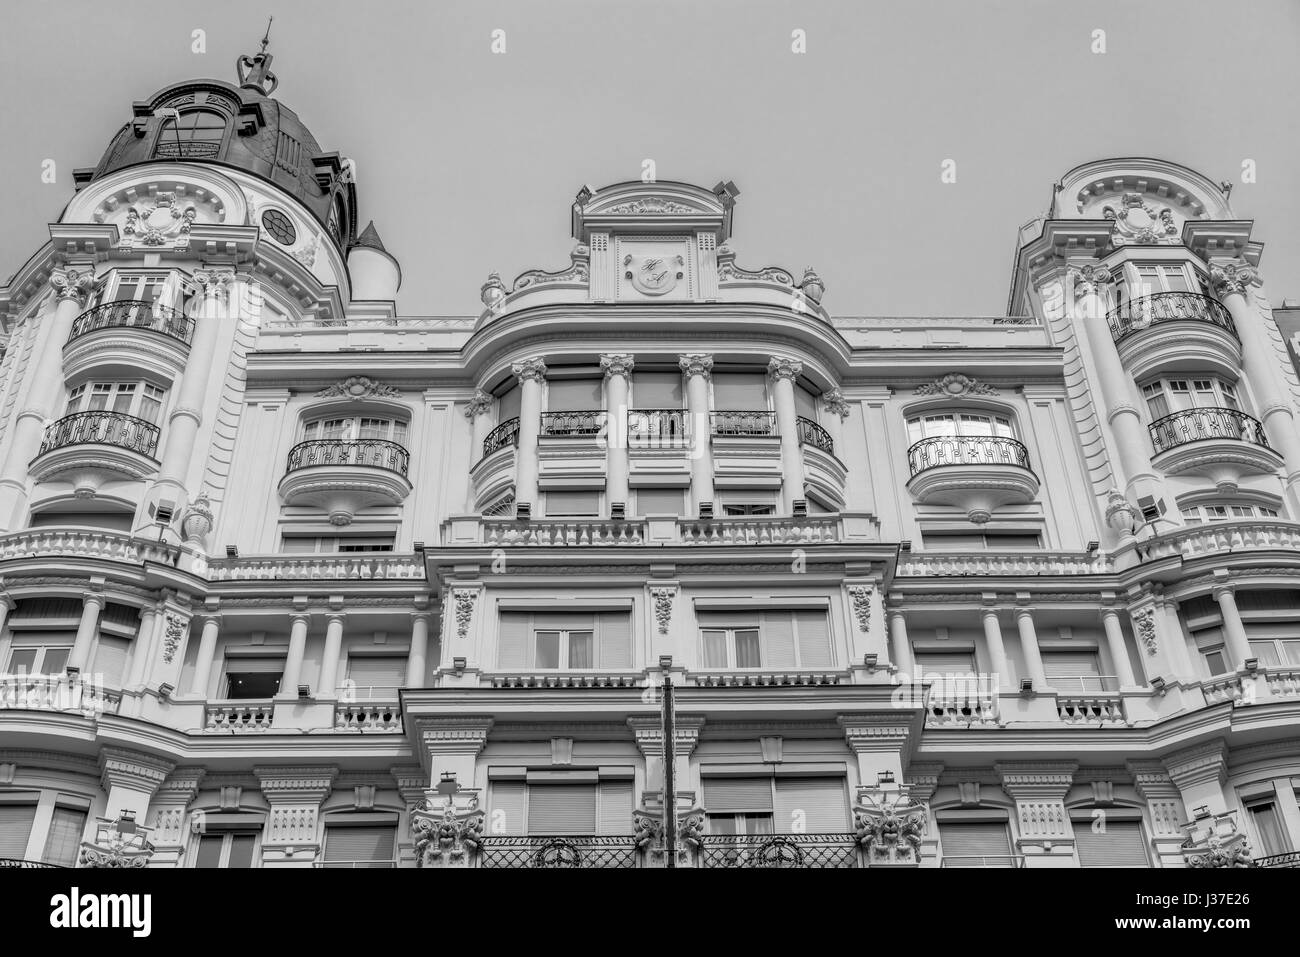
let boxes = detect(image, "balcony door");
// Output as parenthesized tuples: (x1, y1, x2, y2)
(302, 416, 407, 443)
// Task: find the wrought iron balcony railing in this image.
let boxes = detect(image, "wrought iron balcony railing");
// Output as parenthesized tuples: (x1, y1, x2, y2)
(1255, 851, 1300, 868)
(479, 835, 641, 868)
(907, 435, 1031, 476)
(481, 417, 520, 457)
(1107, 292, 1237, 344)
(710, 410, 777, 437)
(1149, 407, 1271, 456)
(154, 140, 222, 159)
(697, 834, 859, 868)
(796, 415, 834, 454)
(68, 300, 194, 346)
(38, 411, 160, 459)
(541, 410, 606, 436)
(0, 859, 65, 869)
(284, 439, 410, 477)
(627, 408, 689, 441)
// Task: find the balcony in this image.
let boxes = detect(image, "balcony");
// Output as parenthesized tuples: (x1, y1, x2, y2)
(277, 439, 413, 526)
(1256, 852, 1300, 868)
(1109, 294, 1241, 379)
(69, 300, 194, 346)
(541, 410, 605, 436)
(1108, 292, 1236, 345)
(0, 674, 122, 716)
(204, 701, 274, 732)
(1116, 519, 1300, 569)
(1148, 407, 1281, 485)
(710, 410, 776, 436)
(796, 416, 834, 454)
(0, 859, 65, 869)
(334, 700, 402, 732)
(479, 836, 641, 868)
(697, 834, 859, 868)
(30, 411, 161, 490)
(905, 436, 1039, 523)
(482, 417, 520, 457)
(628, 408, 690, 447)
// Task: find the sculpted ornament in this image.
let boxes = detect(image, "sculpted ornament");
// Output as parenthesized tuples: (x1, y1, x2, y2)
(847, 585, 873, 632)
(464, 390, 494, 419)
(914, 373, 996, 397)
(412, 796, 485, 867)
(820, 389, 851, 420)
(854, 796, 926, 865)
(50, 269, 95, 305)
(1209, 262, 1260, 297)
(1102, 193, 1179, 245)
(624, 252, 684, 296)
(1133, 608, 1157, 656)
(315, 376, 401, 398)
(1072, 263, 1113, 297)
(649, 586, 676, 635)
(122, 193, 198, 247)
(161, 614, 186, 664)
(606, 197, 696, 214)
(454, 589, 478, 642)
(480, 272, 507, 311)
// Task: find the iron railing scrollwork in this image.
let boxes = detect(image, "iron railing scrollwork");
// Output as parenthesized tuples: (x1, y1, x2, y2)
(710, 410, 777, 437)
(627, 408, 688, 441)
(1107, 292, 1237, 344)
(154, 141, 221, 159)
(0, 859, 65, 869)
(284, 439, 410, 477)
(907, 435, 1031, 476)
(697, 833, 859, 868)
(796, 415, 834, 454)
(68, 300, 195, 346)
(481, 417, 520, 457)
(1148, 407, 1270, 455)
(540, 410, 606, 436)
(1255, 851, 1300, 868)
(38, 411, 161, 459)
(478, 835, 641, 869)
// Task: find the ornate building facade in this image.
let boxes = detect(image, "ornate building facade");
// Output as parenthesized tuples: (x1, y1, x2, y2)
(1, 50, 1298, 870)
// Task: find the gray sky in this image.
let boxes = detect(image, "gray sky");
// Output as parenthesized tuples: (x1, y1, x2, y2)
(2, 0, 1298, 317)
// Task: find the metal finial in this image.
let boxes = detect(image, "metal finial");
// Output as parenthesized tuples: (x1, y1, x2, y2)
(260, 16, 274, 53)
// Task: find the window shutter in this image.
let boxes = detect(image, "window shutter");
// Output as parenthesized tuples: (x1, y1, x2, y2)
(1042, 652, 1101, 678)
(636, 488, 684, 515)
(1248, 803, 1289, 856)
(490, 781, 526, 836)
(598, 613, 632, 669)
(598, 781, 634, 834)
(913, 652, 976, 676)
(794, 386, 817, 419)
(762, 612, 796, 668)
(711, 373, 768, 411)
(323, 825, 395, 862)
(92, 636, 131, 686)
(703, 777, 773, 812)
(498, 612, 529, 669)
(632, 372, 683, 408)
(1074, 819, 1149, 867)
(0, 804, 37, 858)
(528, 784, 597, 835)
(345, 657, 407, 696)
(938, 821, 1012, 864)
(795, 611, 832, 668)
(497, 385, 521, 421)
(546, 377, 603, 411)
(42, 807, 88, 867)
(773, 777, 848, 832)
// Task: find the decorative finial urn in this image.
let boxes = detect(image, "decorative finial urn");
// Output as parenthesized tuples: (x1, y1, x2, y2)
(480, 272, 507, 311)
(800, 267, 825, 303)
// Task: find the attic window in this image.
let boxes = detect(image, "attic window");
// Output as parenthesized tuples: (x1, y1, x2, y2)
(155, 109, 227, 159)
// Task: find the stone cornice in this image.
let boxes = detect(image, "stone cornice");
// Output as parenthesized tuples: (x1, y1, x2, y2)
(100, 747, 176, 793)
(1126, 759, 1180, 800)
(627, 714, 705, 755)
(411, 716, 494, 755)
(838, 713, 912, 751)
(1162, 739, 1228, 791)
(254, 765, 340, 803)
(155, 768, 206, 803)
(995, 761, 1078, 800)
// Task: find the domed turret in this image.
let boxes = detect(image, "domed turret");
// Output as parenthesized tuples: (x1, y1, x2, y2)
(348, 221, 401, 301)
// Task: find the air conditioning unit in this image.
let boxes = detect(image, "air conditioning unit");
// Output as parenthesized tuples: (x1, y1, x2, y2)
(698, 502, 714, 520)
(610, 502, 626, 520)
(515, 502, 532, 521)
(792, 499, 808, 517)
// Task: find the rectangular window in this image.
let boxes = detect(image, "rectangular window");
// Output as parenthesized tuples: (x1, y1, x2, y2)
(498, 612, 632, 670)
(1247, 802, 1289, 856)
(703, 777, 774, 835)
(488, 781, 631, 836)
(528, 784, 598, 835)
(701, 775, 849, 835)
(1203, 648, 1228, 677)
(223, 657, 285, 699)
(544, 490, 600, 517)
(697, 610, 832, 669)
(636, 488, 685, 516)
(344, 656, 407, 699)
(938, 821, 1014, 866)
(91, 635, 132, 687)
(1074, 818, 1148, 867)
(722, 503, 776, 516)
(280, 533, 396, 553)
(631, 372, 683, 408)
(322, 824, 396, 867)
(711, 373, 768, 411)
(5, 642, 73, 676)
(1042, 650, 1108, 693)
(42, 807, 88, 868)
(0, 804, 38, 859)
(195, 831, 260, 868)
(545, 376, 603, 412)
(920, 530, 1042, 550)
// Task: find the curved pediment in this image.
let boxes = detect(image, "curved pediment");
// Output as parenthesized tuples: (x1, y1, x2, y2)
(573, 180, 738, 240)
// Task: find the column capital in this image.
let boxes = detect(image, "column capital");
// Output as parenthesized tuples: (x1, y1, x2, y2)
(599, 353, 635, 378)
(50, 268, 95, 305)
(767, 355, 802, 381)
(678, 353, 713, 379)
(627, 714, 705, 757)
(1070, 262, 1113, 297)
(463, 390, 494, 419)
(100, 747, 176, 794)
(289, 611, 311, 627)
(1208, 261, 1260, 297)
(511, 356, 547, 383)
(820, 388, 851, 420)
(192, 268, 237, 302)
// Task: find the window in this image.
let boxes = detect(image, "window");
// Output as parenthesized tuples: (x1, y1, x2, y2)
(544, 490, 600, 517)
(91, 635, 132, 687)
(1142, 377, 1240, 419)
(1180, 502, 1280, 524)
(1042, 650, 1111, 693)
(65, 380, 167, 424)
(907, 412, 1014, 443)
(302, 416, 408, 443)
(280, 533, 396, 553)
(42, 807, 88, 868)
(29, 506, 134, 532)
(702, 775, 849, 835)
(1127, 263, 1199, 297)
(0, 804, 37, 859)
(938, 820, 1014, 866)
(722, 503, 775, 517)
(1073, 815, 1149, 867)
(697, 610, 832, 670)
(545, 376, 603, 412)
(636, 488, 684, 516)
(322, 824, 396, 867)
(920, 530, 1042, 550)
(1202, 647, 1229, 677)
(631, 372, 683, 408)
(716, 491, 777, 516)
(711, 373, 769, 411)
(195, 830, 259, 868)
(488, 780, 633, 836)
(110, 273, 170, 305)
(1246, 801, 1290, 856)
(498, 612, 632, 670)
(343, 656, 407, 699)
(156, 108, 227, 158)
(5, 643, 72, 676)
(223, 657, 285, 699)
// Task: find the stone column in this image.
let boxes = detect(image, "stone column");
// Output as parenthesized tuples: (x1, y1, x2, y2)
(980, 596, 1010, 691)
(511, 357, 546, 512)
(99, 747, 177, 829)
(411, 716, 492, 791)
(679, 355, 715, 513)
(1100, 603, 1138, 689)
(997, 762, 1078, 867)
(1128, 760, 1193, 868)
(318, 604, 346, 699)
(281, 606, 311, 698)
(1015, 599, 1047, 690)
(124, 603, 160, 689)
(1211, 578, 1253, 670)
(839, 715, 912, 793)
(188, 613, 221, 698)
(888, 603, 913, 676)
(601, 354, 634, 513)
(1163, 740, 1229, 818)
(0, 268, 94, 529)
(407, 605, 432, 688)
(67, 584, 105, 673)
(1210, 262, 1300, 509)
(768, 356, 806, 513)
(255, 766, 338, 867)
(147, 768, 205, 867)
(819, 389, 850, 455)
(154, 269, 232, 504)
(465, 390, 495, 455)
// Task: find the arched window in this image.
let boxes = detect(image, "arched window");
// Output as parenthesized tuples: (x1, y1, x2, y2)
(328, 194, 350, 245)
(155, 109, 227, 159)
(905, 410, 1027, 471)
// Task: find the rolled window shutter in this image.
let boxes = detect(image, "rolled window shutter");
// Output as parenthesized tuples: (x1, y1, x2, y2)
(42, 807, 88, 867)
(598, 613, 632, 669)
(711, 373, 768, 411)
(345, 656, 407, 696)
(598, 781, 633, 834)
(0, 804, 37, 858)
(1074, 819, 1149, 867)
(774, 777, 848, 832)
(498, 612, 529, 669)
(913, 652, 976, 676)
(323, 825, 395, 862)
(92, 636, 131, 686)
(491, 781, 526, 836)
(528, 784, 597, 835)
(762, 612, 796, 668)
(545, 377, 603, 411)
(703, 777, 773, 812)
(795, 611, 832, 668)
(938, 821, 1012, 864)
(1042, 651, 1101, 677)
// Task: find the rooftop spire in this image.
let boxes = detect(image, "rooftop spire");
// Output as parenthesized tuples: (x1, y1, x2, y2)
(236, 17, 279, 96)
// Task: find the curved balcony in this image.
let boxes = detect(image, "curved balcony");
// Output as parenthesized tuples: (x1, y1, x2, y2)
(1148, 407, 1282, 488)
(1108, 293, 1241, 377)
(64, 301, 194, 379)
(541, 410, 605, 436)
(796, 416, 834, 454)
(905, 436, 1039, 523)
(30, 411, 161, 492)
(68, 300, 194, 346)
(277, 439, 412, 526)
(482, 417, 520, 458)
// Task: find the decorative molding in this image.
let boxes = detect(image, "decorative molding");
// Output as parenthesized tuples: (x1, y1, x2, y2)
(512, 356, 547, 383)
(847, 585, 873, 632)
(463, 390, 494, 419)
(820, 389, 851, 420)
(606, 197, 697, 214)
(1208, 262, 1259, 297)
(160, 613, 186, 663)
(412, 791, 485, 867)
(315, 376, 401, 398)
(599, 353, 635, 378)
(767, 356, 803, 381)
(1102, 193, 1180, 246)
(480, 272, 507, 311)
(913, 373, 997, 397)
(854, 788, 927, 865)
(453, 588, 478, 642)
(1133, 609, 1157, 656)
(678, 354, 713, 380)
(50, 269, 95, 305)
(1071, 263, 1113, 297)
(649, 585, 676, 635)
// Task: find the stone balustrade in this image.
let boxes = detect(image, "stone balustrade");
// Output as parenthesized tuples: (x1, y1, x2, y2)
(334, 701, 402, 732)
(0, 528, 179, 566)
(204, 553, 425, 581)
(481, 518, 646, 547)
(1056, 694, 1127, 725)
(677, 515, 841, 545)
(690, 671, 846, 687)
(205, 702, 274, 732)
(1201, 673, 1247, 707)
(488, 672, 642, 689)
(1117, 520, 1300, 569)
(897, 550, 1112, 577)
(1265, 668, 1300, 700)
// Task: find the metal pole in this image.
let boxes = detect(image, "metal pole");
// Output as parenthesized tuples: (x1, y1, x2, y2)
(662, 673, 676, 868)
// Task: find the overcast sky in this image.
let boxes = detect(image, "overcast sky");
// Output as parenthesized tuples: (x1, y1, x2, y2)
(2, 0, 1297, 317)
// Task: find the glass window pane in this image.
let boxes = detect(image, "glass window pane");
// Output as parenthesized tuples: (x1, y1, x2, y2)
(1249, 641, 1281, 667)
(195, 834, 224, 868)
(568, 631, 593, 669)
(1249, 803, 1289, 856)
(735, 630, 761, 668)
(1204, 650, 1227, 676)
(746, 813, 775, 836)
(702, 630, 728, 669)
(42, 648, 70, 674)
(227, 833, 257, 868)
(536, 631, 560, 669)
(7, 648, 37, 674)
